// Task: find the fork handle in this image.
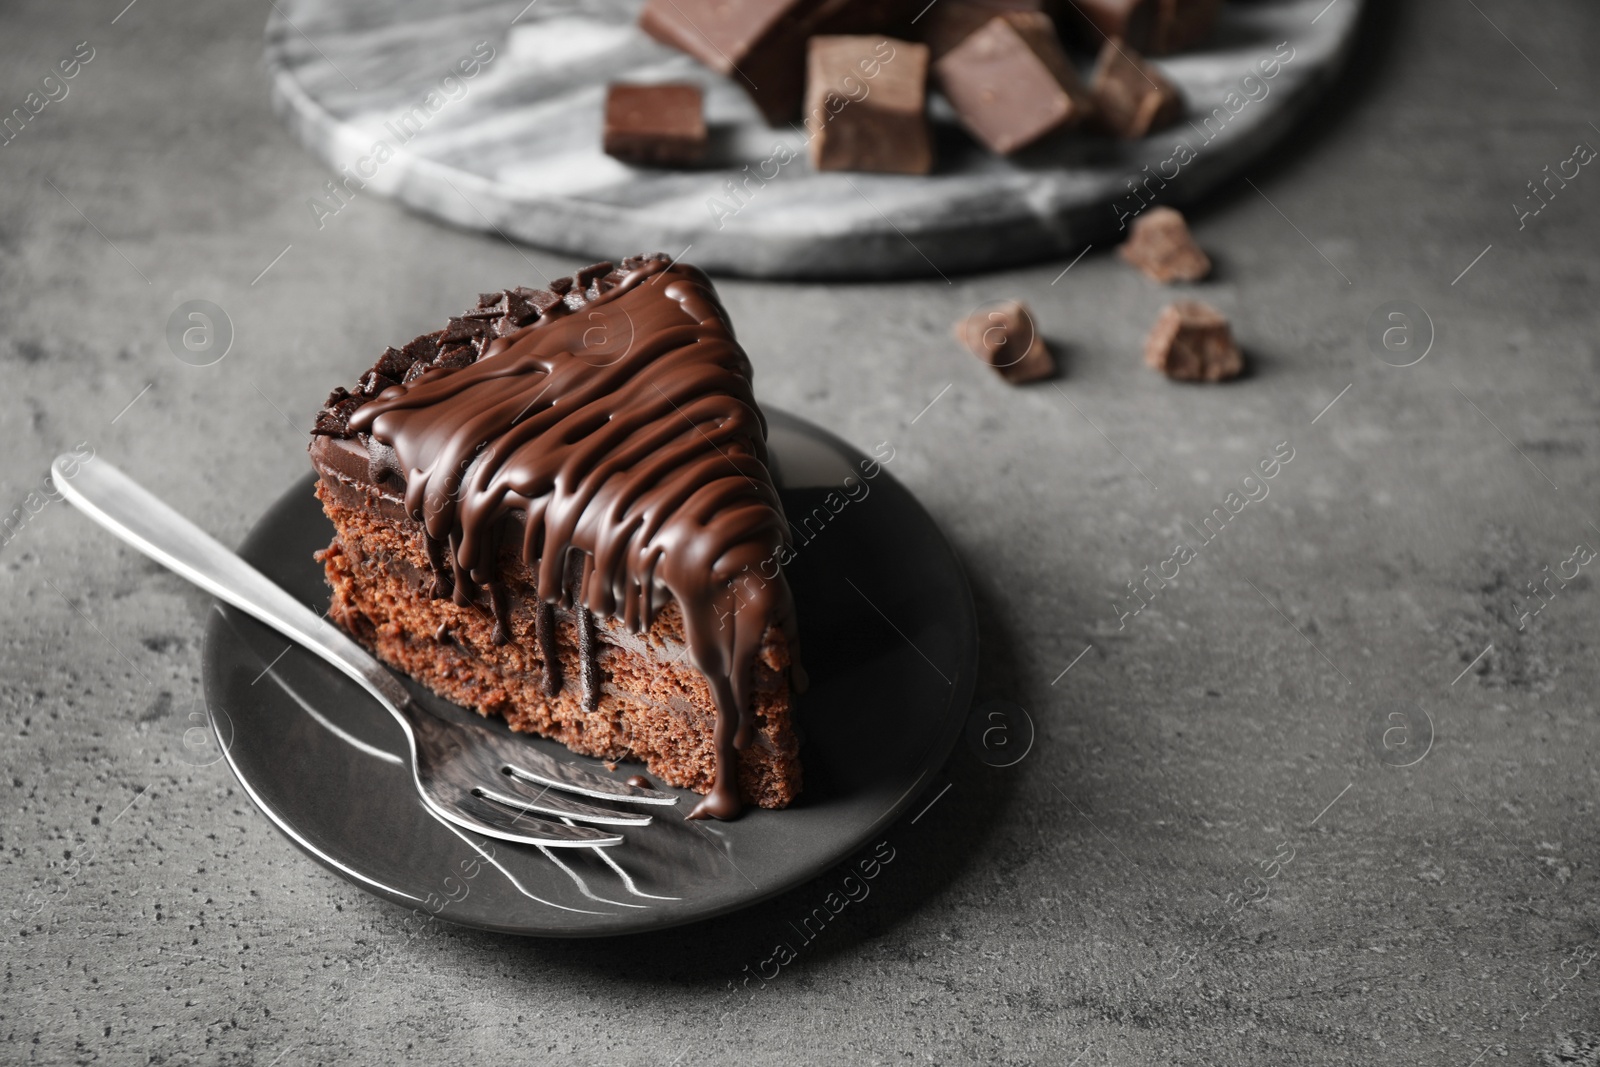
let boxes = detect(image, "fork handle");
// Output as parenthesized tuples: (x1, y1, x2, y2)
(51, 455, 413, 713)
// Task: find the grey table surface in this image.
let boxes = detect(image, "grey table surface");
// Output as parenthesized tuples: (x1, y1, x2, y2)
(4, 1, 1599, 1064)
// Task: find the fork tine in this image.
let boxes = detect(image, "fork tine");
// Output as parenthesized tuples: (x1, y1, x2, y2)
(423, 788, 625, 848)
(476, 769, 653, 827)
(409, 712, 679, 808)
(503, 757, 679, 806)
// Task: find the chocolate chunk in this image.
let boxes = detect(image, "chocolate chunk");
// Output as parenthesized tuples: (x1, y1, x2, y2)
(401, 331, 443, 366)
(525, 287, 564, 315)
(955, 300, 1056, 383)
(373, 346, 417, 382)
(1120, 207, 1210, 282)
(402, 359, 433, 384)
(497, 290, 537, 334)
(441, 316, 492, 344)
(1067, 0, 1218, 55)
(934, 13, 1092, 155)
(805, 36, 932, 174)
(1148, 0, 1220, 54)
(311, 394, 366, 437)
(917, 0, 1057, 58)
(1090, 39, 1182, 138)
(603, 84, 707, 167)
(358, 370, 398, 397)
(638, 0, 918, 125)
(1144, 300, 1241, 381)
(548, 277, 574, 296)
(625, 774, 654, 790)
(638, 0, 817, 124)
(435, 344, 476, 370)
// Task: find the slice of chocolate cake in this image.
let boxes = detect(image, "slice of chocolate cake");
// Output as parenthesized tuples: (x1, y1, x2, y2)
(309, 254, 802, 818)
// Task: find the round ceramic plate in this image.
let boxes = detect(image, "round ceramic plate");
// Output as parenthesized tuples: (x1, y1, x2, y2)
(201, 409, 977, 937)
(264, 0, 1364, 279)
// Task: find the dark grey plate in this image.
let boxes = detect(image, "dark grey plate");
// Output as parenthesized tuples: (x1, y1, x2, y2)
(201, 409, 977, 937)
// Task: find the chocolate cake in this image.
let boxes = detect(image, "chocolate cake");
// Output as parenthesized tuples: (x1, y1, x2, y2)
(309, 254, 803, 818)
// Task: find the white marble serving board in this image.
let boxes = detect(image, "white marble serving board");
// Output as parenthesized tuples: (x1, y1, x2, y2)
(265, 0, 1363, 278)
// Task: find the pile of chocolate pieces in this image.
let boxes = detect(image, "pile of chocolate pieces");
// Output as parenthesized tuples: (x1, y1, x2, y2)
(603, 0, 1224, 171)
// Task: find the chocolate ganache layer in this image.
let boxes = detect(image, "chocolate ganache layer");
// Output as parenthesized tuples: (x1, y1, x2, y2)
(310, 254, 802, 819)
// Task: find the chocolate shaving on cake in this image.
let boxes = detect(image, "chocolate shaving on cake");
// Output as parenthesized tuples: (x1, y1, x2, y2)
(312, 271, 628, 437)
(357, 370, 398, 397)
(312, 394, 367, 437)
(575, 261, 614, 292)
(440, 316, 492, 345)
(402, 332, 442, 364)
(434, 344, 476, 370)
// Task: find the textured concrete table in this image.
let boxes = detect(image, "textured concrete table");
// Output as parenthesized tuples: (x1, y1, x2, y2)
(4, 1, 1599, 1064)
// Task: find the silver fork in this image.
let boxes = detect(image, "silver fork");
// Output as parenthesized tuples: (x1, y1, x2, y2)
(51, 455, 677, 848)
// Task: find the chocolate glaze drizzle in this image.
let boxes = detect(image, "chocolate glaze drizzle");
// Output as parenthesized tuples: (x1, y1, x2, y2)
(343, 255, 797, 819)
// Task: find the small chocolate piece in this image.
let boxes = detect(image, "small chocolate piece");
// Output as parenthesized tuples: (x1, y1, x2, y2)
(917, 0, 1057, 58)
(311, 394, 365, 437)
(934, 13, 1093, 155)
(646, 0, 923, 124)
(1144, 300, 1241, 381)
(1066, 0, 1218, 55)
(1120, 206, 1210, 282)
(1090, 39, 1183, 139)
(401, 331, 441, 366)
(955, 300, 1056, 383)
(637, 0, 818, 124)
(625, 774, 654, 790)
(805, 36, 932, 174)
(1149, 0, 1221, 55)
(603, 83, 707, 166)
